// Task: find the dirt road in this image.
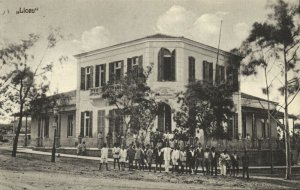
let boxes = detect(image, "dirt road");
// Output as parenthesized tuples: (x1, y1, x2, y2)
(0, 149, 298, 189)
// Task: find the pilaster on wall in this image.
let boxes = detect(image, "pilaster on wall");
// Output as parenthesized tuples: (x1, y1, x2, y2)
(237, 92, 242, 137)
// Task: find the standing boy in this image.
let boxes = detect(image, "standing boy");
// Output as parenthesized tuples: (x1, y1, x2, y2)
(120, 145, 127, 171)
(112, 143, 121, 170)
(99, 143, 109, 171)
(127, 145, 135, 171)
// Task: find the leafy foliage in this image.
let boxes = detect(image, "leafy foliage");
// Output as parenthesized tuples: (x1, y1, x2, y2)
(0, 27, 65, 157)
(102, 63, 158, 138)
(174, 81, 234, 140)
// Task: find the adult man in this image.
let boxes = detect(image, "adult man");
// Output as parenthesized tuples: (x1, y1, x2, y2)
(210, 147, 218, 176)
(195, 144, 204, 174)
(242, 150, 250, 179)
(162, 144, 172, 173)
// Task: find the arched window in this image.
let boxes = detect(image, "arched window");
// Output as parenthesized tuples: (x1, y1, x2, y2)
(157, 103, 172, 133)
(158, 48, 176, 81)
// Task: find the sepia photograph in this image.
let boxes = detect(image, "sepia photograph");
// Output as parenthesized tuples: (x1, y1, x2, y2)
(0, 0, 300, 189)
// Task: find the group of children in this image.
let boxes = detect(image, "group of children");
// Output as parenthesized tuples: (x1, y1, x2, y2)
(99, 142, 250, 179)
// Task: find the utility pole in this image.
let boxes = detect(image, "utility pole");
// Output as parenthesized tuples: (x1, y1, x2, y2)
(216, 20, 223, 66)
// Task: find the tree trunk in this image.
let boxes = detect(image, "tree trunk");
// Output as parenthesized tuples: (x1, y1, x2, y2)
(12, 103, 23, 157)
(264, 68, 273, 174)
(284, 49, 291, 180)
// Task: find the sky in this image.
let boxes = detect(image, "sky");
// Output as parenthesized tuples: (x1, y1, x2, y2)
(0, 0, 299, 121)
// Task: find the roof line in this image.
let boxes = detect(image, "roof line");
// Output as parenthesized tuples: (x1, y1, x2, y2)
(74, 33, 242, 59)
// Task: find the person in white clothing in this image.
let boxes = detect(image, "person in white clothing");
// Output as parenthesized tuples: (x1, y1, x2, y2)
(162, 144, 172, 173)
(219, 149, 230, 176)
(112, 143, 121, 170)
(171, 146, 180, 173)
(120, 145, 127, 171)
(99, 143, 109, 171)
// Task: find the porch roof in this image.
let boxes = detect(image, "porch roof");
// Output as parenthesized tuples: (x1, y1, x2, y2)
(242, 106, 297, 119)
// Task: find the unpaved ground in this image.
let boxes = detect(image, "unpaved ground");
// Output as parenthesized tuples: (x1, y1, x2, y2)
(0, 149, 298, 190)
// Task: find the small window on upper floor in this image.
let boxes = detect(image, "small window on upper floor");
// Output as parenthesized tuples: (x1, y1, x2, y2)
(80, 66, 94, 91)
(203, 61, 213, 84)
(109, 60, 124, 83)
(188, 56, 195, 82)
(158, 48, 176, 81)
(95, 64, 106, 87)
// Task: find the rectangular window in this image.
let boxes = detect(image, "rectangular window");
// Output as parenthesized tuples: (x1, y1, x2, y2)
(216, 65, 225, 84)
(203, 61, 213, 83)
(97, 110, 105, 134)
(81, 66, 93, 90)
(242, 115, 247, 138)
(109, 61, 124, 83)
(226, 65, 239, 91)
(81, 111, 93, 137)
(95, 64, 106, 87)
(44, 116, 49, 138)
(261, 119, 266, 139)
(67, 114, 73, 137)
(86, 67, 91, 90)
(188, 57, 195, 82)
(127, 56, 143, 80)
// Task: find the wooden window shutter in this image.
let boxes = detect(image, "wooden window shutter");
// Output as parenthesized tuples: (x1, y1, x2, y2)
(80, 112, 84, 137)
(234, 113, 238, 139)
(97, 110, 105, 134)
(80, 67, 86, 90)
(158, 49, 164, 81)
(102, 64, 106, 86)
(109, 62, 114, 82)
(138, 55, 143, 67)
(233, 67, 239, 91)
(120, 60, 124, 78)
(203, 61, 207, 82)
(209, 62, 213, 83)
(188, 57, 195, 82)
(171, 50, 176, 81)
(89, 66, 94, 89)
(157, 104, 165, 133)
(89, 111, 93, 137)
(220, 66, 225, 83)
(95, 65, 100, 87)
(216, 65, 220, 84)
(127, 58, 132, 74)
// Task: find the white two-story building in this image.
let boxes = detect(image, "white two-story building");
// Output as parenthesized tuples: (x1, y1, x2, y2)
(30, 34, 288, 149)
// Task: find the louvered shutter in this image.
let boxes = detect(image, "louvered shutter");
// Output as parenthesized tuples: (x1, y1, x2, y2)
(89, 66, 94, 89)
(234, 113, 238, 139)
(203, 61, 207, 82)
(95, 65, 100, 87)
(209, 62, 213, 83)
(216, 65, 220, 84)
(220, 66, 225, 83)
(109, 62, 114, 82)
(102, 64, 106, 86)
(120, 61, 124, 79)
(158, 49, 164, 81)
(189, 57, 195, 82)
(80, 112, 84, 137)
(80, 67, 86, 90)
(127, 58, 132, 74)
(171, 50, 176, 81)
(89, 111, 93, 137)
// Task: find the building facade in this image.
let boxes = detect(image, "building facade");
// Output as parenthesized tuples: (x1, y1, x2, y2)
(30, 34, 284, 148)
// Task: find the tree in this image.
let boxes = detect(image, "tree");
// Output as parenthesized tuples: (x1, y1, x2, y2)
(0, 28, 65, 157)
(102, 63, 158, 143)
(174, 81, 235, 143)
(239, 0, 300, 179)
